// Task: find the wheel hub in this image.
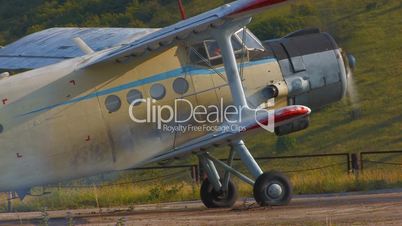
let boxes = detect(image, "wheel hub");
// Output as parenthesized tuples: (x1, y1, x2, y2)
(266, 183, 283, 199)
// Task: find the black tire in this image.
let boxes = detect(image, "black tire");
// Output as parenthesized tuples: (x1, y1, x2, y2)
(200, 179, 238, 208)
(253, 171, 292, 206)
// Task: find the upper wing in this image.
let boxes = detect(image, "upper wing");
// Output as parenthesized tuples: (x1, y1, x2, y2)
(0, 0, 287, 71)
(81, 0, 288, 68)
(0, 27, 158, 70)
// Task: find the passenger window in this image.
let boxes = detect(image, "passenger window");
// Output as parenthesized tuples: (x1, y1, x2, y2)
(173, 78, 189, 95)
(105, 95, 122, 113)
(127, 89, 143, 106)
(150, 83, 166, 100)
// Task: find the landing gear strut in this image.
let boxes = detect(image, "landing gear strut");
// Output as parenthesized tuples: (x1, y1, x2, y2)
(197, 140, 292, 209)
(200, 179, 238, 208)
(198, 151, 238, 208)
(196, 19, 292, 209)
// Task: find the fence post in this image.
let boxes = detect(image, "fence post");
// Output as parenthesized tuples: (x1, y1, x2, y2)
(196, 164, 201, 184)
(351, 153, 361, 174)
(198, 158, 207, 181)
(191, 165, 200, 184)
(7, 192, 12, 212)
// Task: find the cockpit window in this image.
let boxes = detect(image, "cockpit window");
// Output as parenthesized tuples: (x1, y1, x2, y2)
(205, 37, 243, 60)
(235, 29, 264, 50)
(205, 40, 221, 59)
(189, 43, 208, 66)
(189, 36, 246, 66)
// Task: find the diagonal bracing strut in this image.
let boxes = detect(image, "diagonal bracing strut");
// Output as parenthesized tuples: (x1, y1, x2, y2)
(211, 18, 264, 179)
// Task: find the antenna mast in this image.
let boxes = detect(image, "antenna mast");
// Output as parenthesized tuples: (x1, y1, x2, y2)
(178, 0, 186, 20)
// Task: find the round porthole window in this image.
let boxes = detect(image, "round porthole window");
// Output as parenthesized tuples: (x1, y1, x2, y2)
(150, 83, 166, 100)
(0, 124, 3, 134)
(173, 78, 189, 95)
(105, 95, 122, 113)
(127, 89, 143, 106)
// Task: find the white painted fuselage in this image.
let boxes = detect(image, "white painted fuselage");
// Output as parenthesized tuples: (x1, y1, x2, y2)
(0, 45, 286, 191)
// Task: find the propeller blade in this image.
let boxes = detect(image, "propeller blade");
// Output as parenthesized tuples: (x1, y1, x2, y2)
(345, 54, 361, 118)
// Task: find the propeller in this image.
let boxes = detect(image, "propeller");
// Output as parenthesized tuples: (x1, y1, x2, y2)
(344, 53, 361, 119)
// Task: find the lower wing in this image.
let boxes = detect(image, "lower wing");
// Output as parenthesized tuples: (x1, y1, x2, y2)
(147, 105, 311, 163)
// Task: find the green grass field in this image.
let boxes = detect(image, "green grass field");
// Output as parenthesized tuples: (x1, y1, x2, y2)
(0, 0, 401, 212)
(247, 0, 402, 156)
(3, 167, 402, 212)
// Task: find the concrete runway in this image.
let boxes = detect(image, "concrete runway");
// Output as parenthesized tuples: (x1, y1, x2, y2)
(2, 189, 402, 225)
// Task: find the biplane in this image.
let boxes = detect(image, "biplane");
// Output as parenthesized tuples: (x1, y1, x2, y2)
(0, 0, 355, 208)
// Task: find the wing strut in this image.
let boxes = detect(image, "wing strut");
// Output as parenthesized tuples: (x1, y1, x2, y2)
(212, 18, 251, 110)
(73, 37, 95, 55)
(211, 18, 265, 180)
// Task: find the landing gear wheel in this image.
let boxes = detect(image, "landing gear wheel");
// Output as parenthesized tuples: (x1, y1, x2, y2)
(200, 179, 238, 208)
(253, 171, 292, 206)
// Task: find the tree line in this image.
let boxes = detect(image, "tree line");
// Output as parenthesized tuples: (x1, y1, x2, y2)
(0, 0, 321, 45)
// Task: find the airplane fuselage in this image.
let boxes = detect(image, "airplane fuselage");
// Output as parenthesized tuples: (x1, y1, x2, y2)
(0, 43, 286, 191)
(0, 29, 348, 192)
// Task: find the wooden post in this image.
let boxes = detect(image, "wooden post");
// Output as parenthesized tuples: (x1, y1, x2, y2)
(351, 153, 360, 174)
(199, 158, 208, 181)
(191, 165, 196, 184)
(190, 165, 201, 184)
(7, 192, 12, 212)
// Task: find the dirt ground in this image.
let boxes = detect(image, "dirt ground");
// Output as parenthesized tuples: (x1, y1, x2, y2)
(2, 189, 402, 225)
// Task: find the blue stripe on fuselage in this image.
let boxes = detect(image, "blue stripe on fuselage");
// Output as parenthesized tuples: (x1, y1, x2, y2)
(21, 58, 276, 116)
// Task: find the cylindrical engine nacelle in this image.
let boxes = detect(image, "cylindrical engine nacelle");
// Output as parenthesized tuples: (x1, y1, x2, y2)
(264, 28, 348, 110)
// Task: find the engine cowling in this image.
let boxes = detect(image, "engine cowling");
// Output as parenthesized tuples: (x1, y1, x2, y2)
(264, 28, 348, 110)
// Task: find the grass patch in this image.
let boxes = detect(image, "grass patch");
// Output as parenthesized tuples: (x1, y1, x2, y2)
(0, 182, 199, 212)
(245, 0, 402, 156)
(2, 168, 402, 213)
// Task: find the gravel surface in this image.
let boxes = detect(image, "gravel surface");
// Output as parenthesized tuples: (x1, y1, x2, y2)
(2, 189, 402, 225)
